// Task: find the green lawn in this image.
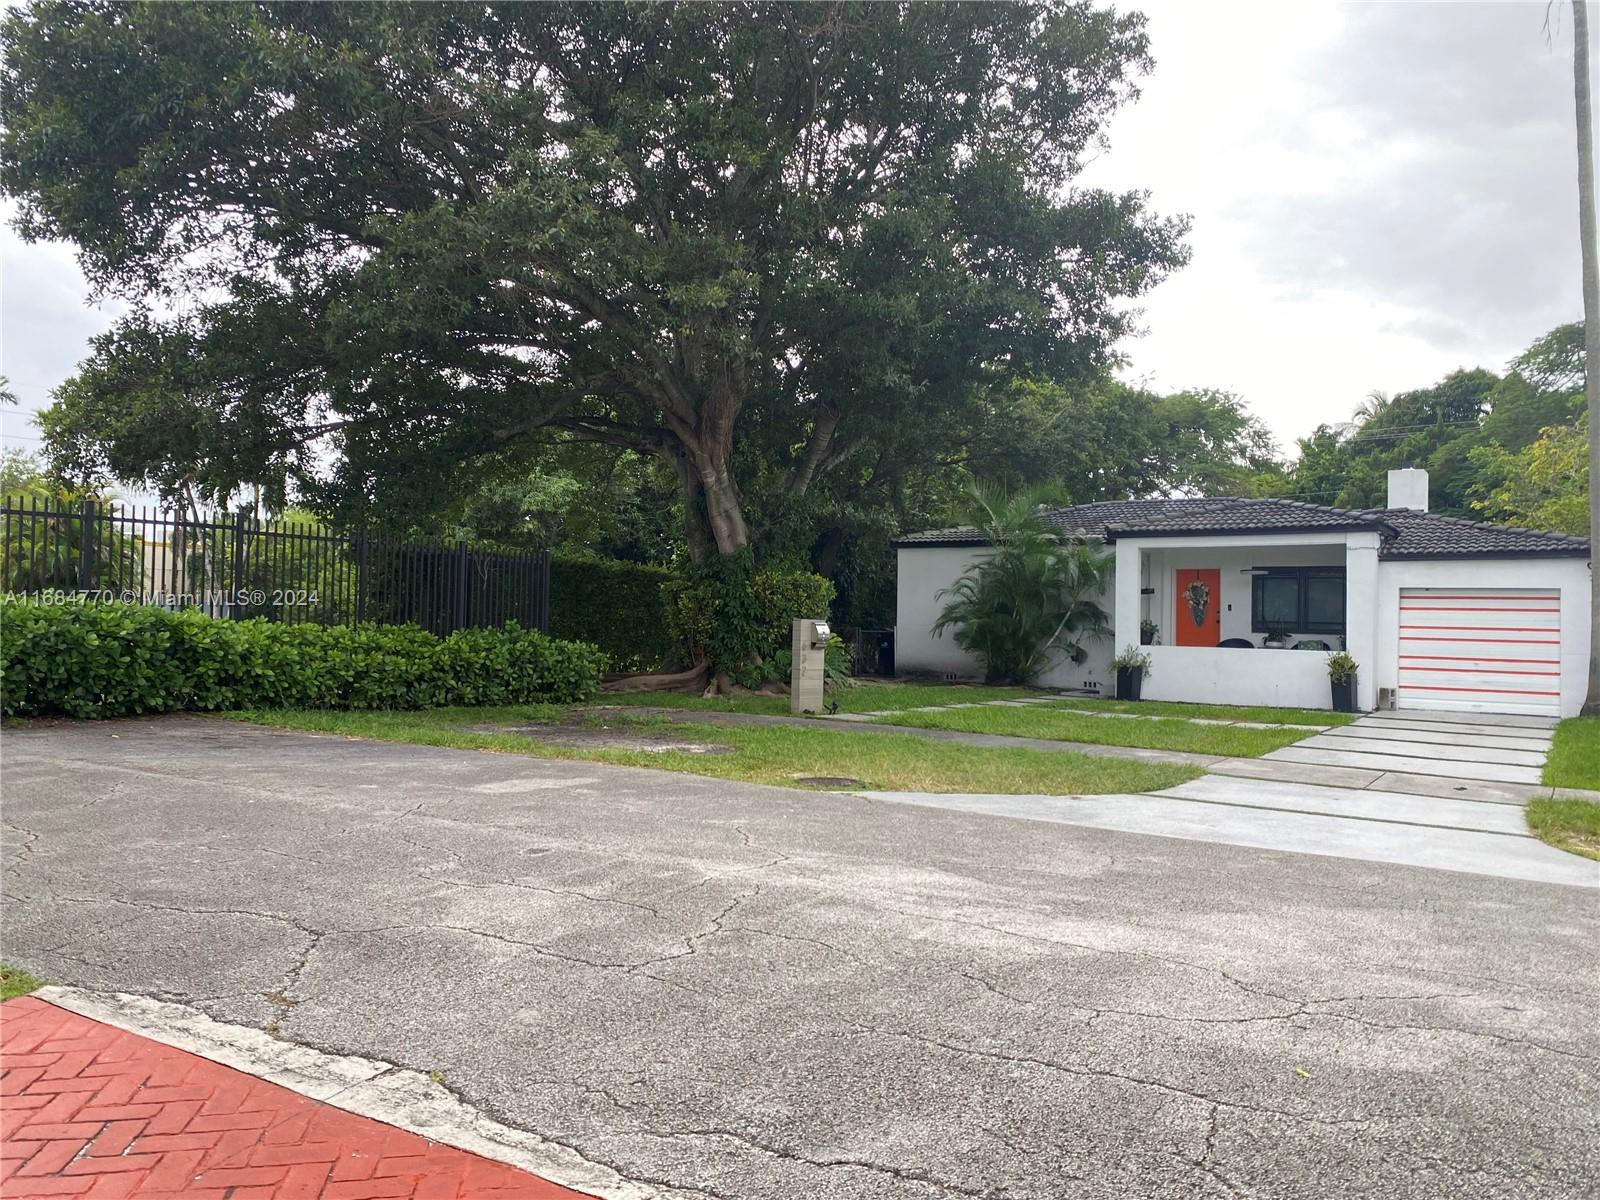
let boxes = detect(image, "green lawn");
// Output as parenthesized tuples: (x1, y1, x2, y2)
(235, 706, 1200, 795)
(1, 963, 44, 1001)
(1544, 717, 1599, 791)
(1040, 698, 1352, 727)
(598, 681, 1043, 717)
(871, 704, 1320, 757)
(1525, 796, 1600, 862)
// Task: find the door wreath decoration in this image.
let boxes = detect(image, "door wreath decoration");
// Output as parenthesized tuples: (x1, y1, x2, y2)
(1183, 578, 1211, 628)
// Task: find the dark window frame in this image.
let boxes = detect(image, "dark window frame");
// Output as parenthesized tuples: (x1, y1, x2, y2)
(1250, 566, 1346, 635)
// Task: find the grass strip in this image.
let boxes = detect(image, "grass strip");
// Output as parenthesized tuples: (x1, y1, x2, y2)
(1, 963, 44, 1001)
(233, 706, 1201, 796)
(596, 682, 1042, 717)
(1039, 698, 1353, 727)
(871, 704, 1319, 758)
(1525, 796, 1600, 862)
(1543, 717, 1598, 791)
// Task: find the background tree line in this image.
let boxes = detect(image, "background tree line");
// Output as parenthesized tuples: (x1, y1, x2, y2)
(1262, 322, 1588, 536)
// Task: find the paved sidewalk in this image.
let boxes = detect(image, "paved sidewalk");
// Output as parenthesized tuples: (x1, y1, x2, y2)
(0, 996, 587, 1199)
(861, 776, 1599, 888)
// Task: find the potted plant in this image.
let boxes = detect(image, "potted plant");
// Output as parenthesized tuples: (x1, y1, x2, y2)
(1327, 651, 1359, 713)
(1112, 644, 1152, 702)
(1262, 624, 1291, 648)
(1139, 618, 1159, 646)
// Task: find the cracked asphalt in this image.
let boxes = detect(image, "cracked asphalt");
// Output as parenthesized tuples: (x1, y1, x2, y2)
(3, 717, 1597, 1199)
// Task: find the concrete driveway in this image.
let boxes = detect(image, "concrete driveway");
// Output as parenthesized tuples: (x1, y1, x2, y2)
(1262, 710, 1555, 785)
(3, 719, 1598, 1199)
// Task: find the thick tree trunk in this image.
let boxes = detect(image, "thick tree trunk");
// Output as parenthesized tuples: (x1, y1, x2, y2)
(1575, 0, 1600, 715)
(697, 462, 750, 555)
(815, 525, 848, 578)
(670, 450, 713, 566)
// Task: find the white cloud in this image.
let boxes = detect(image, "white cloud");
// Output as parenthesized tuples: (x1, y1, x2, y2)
(1084, 0, 1594, 453)
(0, 209, 123, 450)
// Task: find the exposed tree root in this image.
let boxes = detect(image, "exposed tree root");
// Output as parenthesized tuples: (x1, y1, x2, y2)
(601, 665, 710, 694)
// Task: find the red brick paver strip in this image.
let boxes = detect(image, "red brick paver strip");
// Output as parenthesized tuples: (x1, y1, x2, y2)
(1, 997, 593, 1199)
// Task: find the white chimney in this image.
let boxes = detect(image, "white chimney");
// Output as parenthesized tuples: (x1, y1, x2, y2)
(1386, 468, 1429, 511)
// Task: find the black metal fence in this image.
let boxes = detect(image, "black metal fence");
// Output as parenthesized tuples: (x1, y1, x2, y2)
(1, 497, 550, 635)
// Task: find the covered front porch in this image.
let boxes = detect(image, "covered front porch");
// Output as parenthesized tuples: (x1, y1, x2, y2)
(1112, 530, 1381, 711)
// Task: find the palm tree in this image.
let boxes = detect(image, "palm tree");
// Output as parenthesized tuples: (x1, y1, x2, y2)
(1573, 1, 1599, 714)
(932, 482, 1111, 684)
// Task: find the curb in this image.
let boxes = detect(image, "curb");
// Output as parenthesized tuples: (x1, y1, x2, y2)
(28, 985, 692, 1200)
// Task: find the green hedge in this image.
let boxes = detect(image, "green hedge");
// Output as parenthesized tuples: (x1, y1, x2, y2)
(663, 554, 835, 675)
(549, 554, 677, 672)
(0, 600, 607, 719)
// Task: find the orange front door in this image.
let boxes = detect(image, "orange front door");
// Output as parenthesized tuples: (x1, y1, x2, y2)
(1174, 568, 1221, 647)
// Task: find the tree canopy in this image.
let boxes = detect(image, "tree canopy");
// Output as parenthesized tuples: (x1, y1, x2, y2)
(1267, 322, 1588, 526)
(4, 0, 1188, 562)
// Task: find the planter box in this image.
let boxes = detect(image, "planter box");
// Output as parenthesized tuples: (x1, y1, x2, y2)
(1330, 675, 1357, 713)
(1116, 667, 1144, 702)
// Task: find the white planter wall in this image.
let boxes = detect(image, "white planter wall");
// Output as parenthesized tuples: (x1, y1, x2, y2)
(1139, 645, 1334, 709)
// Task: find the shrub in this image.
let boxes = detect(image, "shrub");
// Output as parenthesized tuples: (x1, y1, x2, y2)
(1111, 644, 1153, 675)
(0, 599, 606, 719)
(1326, 651, 1359, 683)
(662, 552, 834, 673)
(548, 554, 677, 672)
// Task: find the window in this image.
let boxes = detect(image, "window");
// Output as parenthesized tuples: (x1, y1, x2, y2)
(1251, 567, 1345, 634)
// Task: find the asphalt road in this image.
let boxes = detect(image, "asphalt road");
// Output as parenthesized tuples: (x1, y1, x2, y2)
(3, 718, 1597, 1199)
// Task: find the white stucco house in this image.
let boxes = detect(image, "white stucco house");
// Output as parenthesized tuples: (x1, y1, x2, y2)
(894, 469, 1592, 717)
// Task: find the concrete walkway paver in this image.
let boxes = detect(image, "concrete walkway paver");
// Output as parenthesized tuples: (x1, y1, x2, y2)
(1262, 710, 1556, 787)
(0, 996, 588, 1199)
(1263, 745, 1544, 784)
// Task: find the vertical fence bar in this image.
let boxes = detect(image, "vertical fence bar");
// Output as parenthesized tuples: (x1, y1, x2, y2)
(77, 499, 95, 595)
(230, 512, 244, 618)
(538, 551, 550, 632)
(355, 533, 369, 625)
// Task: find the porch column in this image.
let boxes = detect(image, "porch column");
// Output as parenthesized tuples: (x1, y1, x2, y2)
(1344, 532, 1381, 711)
(1114, 538, 1142, 658)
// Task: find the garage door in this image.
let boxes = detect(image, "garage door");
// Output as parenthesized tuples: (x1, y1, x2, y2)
(1397, 587, 1562, 716)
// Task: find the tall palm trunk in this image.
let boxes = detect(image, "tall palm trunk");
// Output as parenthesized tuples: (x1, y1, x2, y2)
(1574, 1, 1600, 714)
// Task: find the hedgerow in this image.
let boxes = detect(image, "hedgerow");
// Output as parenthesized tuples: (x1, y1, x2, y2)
(548, 553, 677, 672)
(0, 599, 606, 718)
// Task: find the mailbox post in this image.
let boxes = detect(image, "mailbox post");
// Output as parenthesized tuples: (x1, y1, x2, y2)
(790, 618, 830, 714)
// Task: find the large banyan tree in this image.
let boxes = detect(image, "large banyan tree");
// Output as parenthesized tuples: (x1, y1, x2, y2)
(3, 1, 1186, 560)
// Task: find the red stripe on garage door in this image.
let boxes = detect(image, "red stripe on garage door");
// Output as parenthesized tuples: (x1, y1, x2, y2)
(1399, 654, 1551, 664)
(1403, 684, 1560, 697)
(1408, 668, 1555, 678)
(1408, 630, 1555, 640)
(1400, 635, 1558, 644)
(1400, 605, 1559, 613)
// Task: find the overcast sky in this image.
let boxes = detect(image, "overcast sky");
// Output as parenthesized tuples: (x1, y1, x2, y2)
(1, 0, 1594, 467)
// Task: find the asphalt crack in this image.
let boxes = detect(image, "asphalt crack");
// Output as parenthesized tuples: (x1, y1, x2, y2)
(847, 1021, 1373, 1130)
(630, 1126, 1011, 1198)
